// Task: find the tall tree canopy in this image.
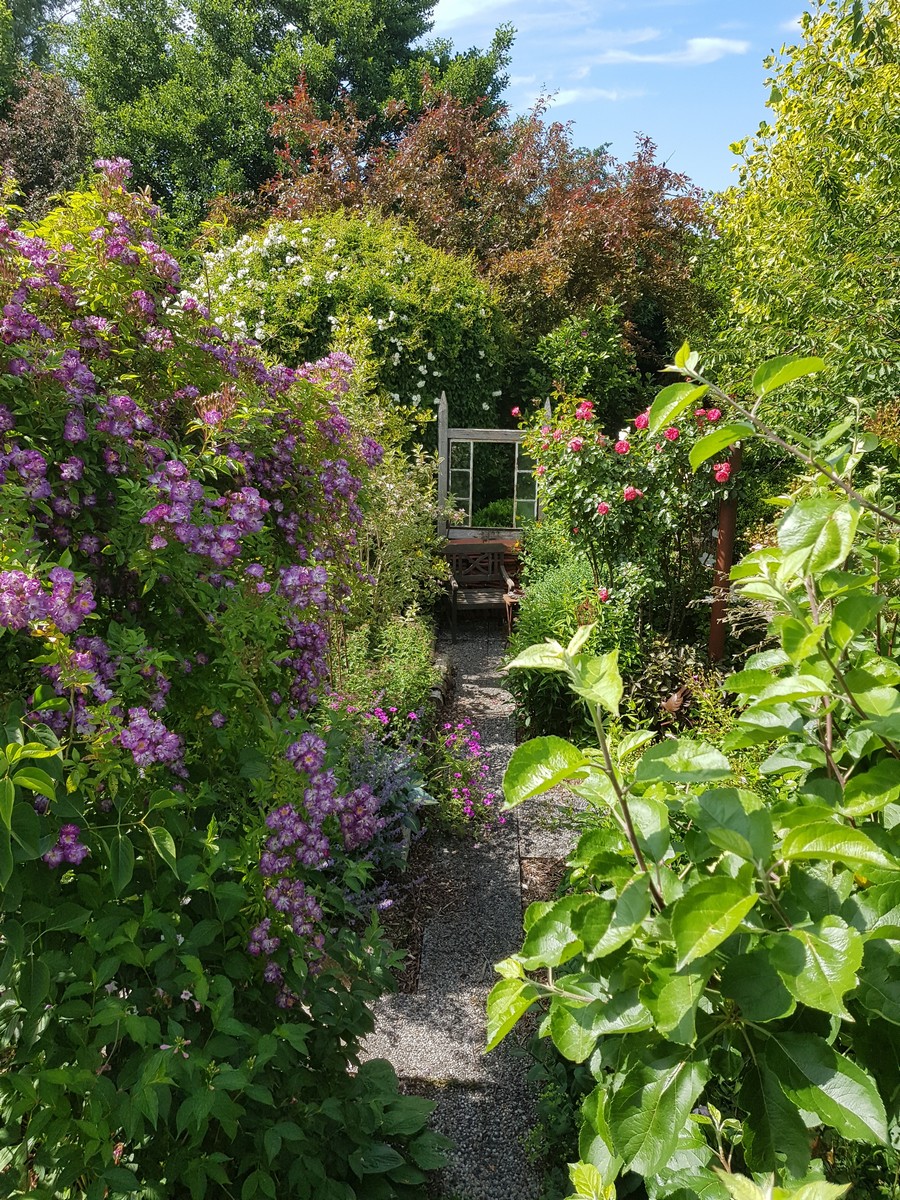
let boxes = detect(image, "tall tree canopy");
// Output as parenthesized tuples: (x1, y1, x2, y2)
(67, 0, 511, 227)
(711, 0, 900, 414)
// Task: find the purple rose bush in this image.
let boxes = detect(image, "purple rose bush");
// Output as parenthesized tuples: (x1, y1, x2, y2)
(0, 162, 446, 1197)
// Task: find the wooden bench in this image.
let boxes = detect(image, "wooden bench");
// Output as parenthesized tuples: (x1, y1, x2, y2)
(444, 542, 522, 641)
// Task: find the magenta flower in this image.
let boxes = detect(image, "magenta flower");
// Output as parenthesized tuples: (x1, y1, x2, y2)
(614, 440, 630, 455)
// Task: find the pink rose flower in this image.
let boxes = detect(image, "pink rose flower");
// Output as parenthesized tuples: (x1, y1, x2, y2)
(540, 440, 550, 450)
(713, 461, 731, 483)
(575, 401, 594, 420)
(598, 586, 610, 602)
(695, 408, 708, 420)
(707, 408, 722, 422)
(568, 437, 584, 452)
(664, 427, 679, 441)
(541, 425, 551, 436)
(552, 429, 563, 441)
(623, 485, 644, 502)
(536, 464, 546, 475)
(596, 501, 610, 515)
(634, 411, 650, 430)
(614, 440, 630, 455)
(511, 406, 521, 417)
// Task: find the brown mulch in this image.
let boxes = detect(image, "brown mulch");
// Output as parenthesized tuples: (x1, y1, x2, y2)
(520, 856, 567, 911)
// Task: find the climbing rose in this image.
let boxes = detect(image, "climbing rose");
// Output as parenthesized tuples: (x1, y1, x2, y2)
(596, 501, 610, 515)
(664, 427, 679, 441)
(695, 408, 708, 420)
(623, 485, 643, 502)
(568, 437, 584, 452)
(511, 406, 520, 417)
(574, 400, 594, 420)
(634, 411, 649, 430)
(707, 408, 722, 422)
(614, 440, 630, 455)
(536, 464, 546, 475)
(713, 462, 731, 483)
(598, 587, 610, 602)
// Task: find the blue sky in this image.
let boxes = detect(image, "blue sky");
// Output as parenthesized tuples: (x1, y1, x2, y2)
(429, 0, 805, 193)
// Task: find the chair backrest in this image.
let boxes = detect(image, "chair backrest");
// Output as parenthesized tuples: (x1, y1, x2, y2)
(445, 543, 506, 587)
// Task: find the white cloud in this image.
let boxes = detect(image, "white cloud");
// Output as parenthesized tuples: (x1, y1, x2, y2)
(547, 86, 646, 106)
(571, 64, 591, 80)
(780, 14, 803, 32)
(430, 0, 519, 31)
(509, 73, 538, 87)
(593, 35, 750, 65)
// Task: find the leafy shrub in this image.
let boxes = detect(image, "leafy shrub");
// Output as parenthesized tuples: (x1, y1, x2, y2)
(489, 350, 900, 1197)
(471, 497, 514, 528)
(332, 611, 440, 722)
(427, 717, 501, 834)
(0, 162, 444, 1197)
(195, 210, 511, 429)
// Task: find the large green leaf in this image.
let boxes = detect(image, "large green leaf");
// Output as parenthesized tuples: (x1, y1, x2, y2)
(689, 423, 755, 471)
(11, 766, 56, 799)
(686, 788, 772, 863)
(841, 760, 900, 818)
(608, 1054, 708, 1176)
(521, 894, 591, 968)
(506, 640, 567, 671)
(147, 826, 178, 873)
(485, 978, 540, 1052)
(502, 737, 590, 810)
(635, 739, 731, 784)
(857, 941, 900, 1027)
(671, 877, 758, 969)
(0, 777, 12, 830)
(577, 876, 652, 960)
(781, 820, 899, 872)
(648, 382, 708, 435)
(641, 959, 710, 1045)
(719, 948, 795, 1022)
(765, 1032, 888, 1144)
(108, 834, 135, 896)
(739, 1059, 811, 1178)
(549, 999, 609, 1063)
(569, 650, 623, 716)
(17, 956, 51, 1013)
(830, 593, 884, 651)
(778, 499, 860, 574)
(769, 917, 862, 1017)
(751, 354, 825, 397)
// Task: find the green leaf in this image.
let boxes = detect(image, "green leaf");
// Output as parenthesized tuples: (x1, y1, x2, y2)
(506, 640, 566, 671)
(648, 382, 708, 434)
(0, 777, 13, 829)
(831, 594, 884, 651)
(569, 650, 623, 716)
(146, 826, 178, 873)
(765, 1032, 887, 1144)
(501, 737, 589, 810)
(486, 978, 540, 1052)
(671, 877, 759, 969)
(778, 499, 860, 574)
(577, 876, 652, 960)
(549, 998, 609, 1063)
(108, 834, 135, 896)
(608, 1054, 708, 1177)
(641, 960, 710, 1045)
(636, 739, 731, 784)
(739, 1059, 811, 1178)
(689, 423, 754, 471)
(567, 625, 596, 656)
(348, 1144, 405, 1175)
(781, 820, 899, 872)
(857, 941, 900, 1027)
(11, 766, 56, 799)
(521, 894, 591, 968)
(686, 788, 772, 862)
(569, 1161, 614, 1200)
(720, 949, 795, 1021)
(841, 760, 900, 818)
(17, 956, 51, 1013)
(769, 917, 863, 1017)
(380, 1096, 434, 1136)
(751, 354, 825, 397)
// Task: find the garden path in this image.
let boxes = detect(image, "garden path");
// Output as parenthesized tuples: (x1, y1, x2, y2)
(362, 619, 586, 1200)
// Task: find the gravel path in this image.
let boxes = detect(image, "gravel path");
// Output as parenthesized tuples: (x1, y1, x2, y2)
(362, 617, 562, 1199)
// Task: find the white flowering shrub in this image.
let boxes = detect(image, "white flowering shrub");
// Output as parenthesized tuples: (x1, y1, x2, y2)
(194, 211, 511, 429)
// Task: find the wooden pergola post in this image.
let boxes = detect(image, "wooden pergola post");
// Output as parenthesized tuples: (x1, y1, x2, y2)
(437, 392, 448, 540)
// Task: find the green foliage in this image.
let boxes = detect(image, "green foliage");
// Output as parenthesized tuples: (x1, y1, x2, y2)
(197, 210, 511, 428)
(489, 352, 900, 1197)
(471, 497, 514, 529)
(711, 0, 900, 420)
(527, 304, 640, 435)
(334, 612, 440, 720)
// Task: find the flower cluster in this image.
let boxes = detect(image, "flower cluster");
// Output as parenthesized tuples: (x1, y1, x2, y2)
(431, 718, 500, 828)
(43, 823, 89, 868)
(0, 567, 95, 633)
(116, 707, 185, 773)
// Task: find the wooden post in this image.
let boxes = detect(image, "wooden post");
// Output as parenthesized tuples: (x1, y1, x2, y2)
(436, 391, 448, 540)
(708, 445, 742, 663)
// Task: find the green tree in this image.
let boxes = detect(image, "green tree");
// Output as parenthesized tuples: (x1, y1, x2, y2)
(711, 0, 900, 418)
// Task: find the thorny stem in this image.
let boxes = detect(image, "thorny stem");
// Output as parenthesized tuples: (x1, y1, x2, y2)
(683, 367, 900, 529)
(590, 704, 665, 910)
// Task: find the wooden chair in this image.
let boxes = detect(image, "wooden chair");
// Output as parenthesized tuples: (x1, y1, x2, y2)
(444, 543, 521, 641)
